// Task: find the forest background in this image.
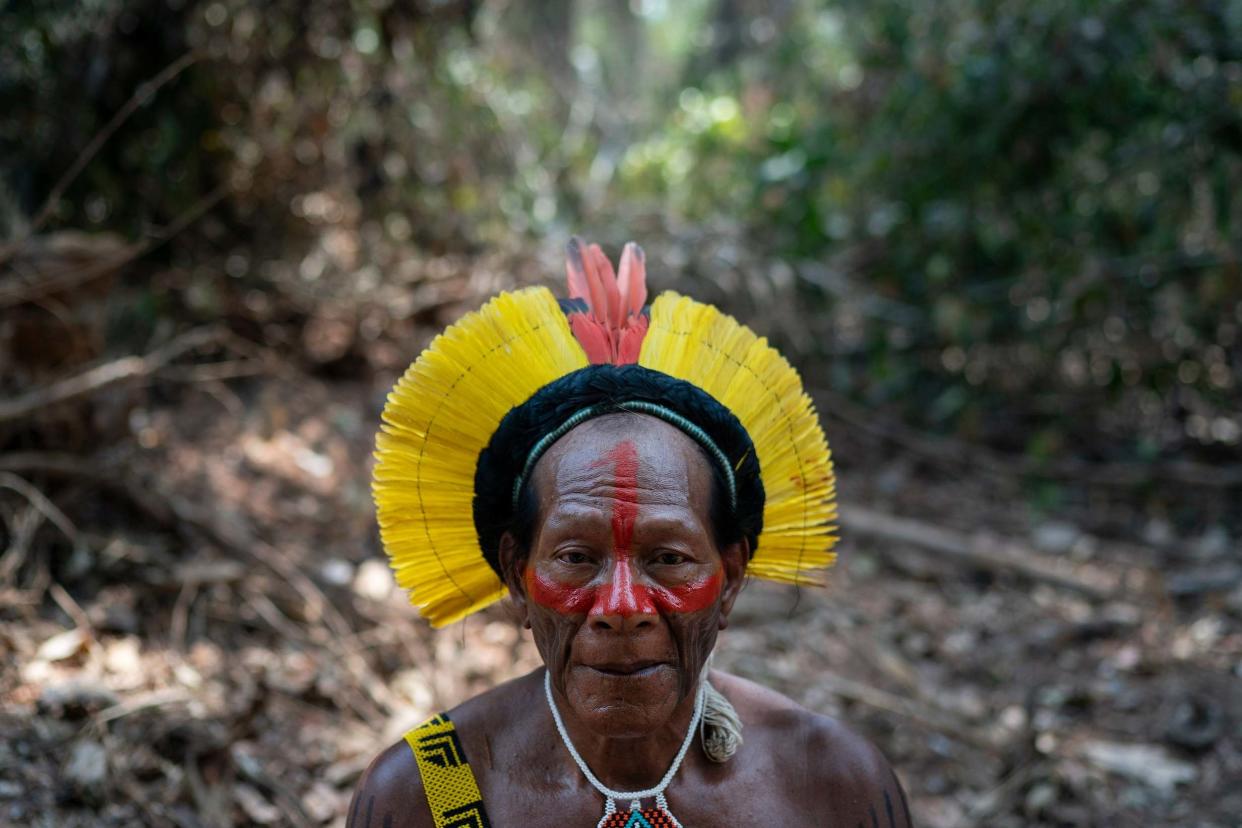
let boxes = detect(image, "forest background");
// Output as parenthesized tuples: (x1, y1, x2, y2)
(1, 1, 1240, 825)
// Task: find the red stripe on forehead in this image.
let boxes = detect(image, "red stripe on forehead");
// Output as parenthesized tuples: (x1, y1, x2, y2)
(592, 440, 639, 554)
(590, 440, 651, 617)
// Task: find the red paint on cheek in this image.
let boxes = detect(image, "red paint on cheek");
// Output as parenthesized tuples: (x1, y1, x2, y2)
(525, 567, 596, 615)
(651, 569, 724, 614)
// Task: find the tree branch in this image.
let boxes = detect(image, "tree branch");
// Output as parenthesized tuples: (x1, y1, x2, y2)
(0, 327, 220, 425)
(20, 51, 201, 243)
(840, 503, 1126, 602)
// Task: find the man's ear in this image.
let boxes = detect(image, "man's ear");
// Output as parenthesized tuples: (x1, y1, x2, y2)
(717, 537, 749, 630)
(498, 532, 529, 620)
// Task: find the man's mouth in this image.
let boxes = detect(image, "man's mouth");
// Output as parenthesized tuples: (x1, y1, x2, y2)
(583, 660, 667, 677)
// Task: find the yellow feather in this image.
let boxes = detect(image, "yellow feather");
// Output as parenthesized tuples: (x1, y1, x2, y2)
(639, 292, 838, 585)
(372, 287, 588, 626)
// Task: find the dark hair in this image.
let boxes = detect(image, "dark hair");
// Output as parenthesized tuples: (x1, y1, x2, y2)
(473, 364, 764, 574)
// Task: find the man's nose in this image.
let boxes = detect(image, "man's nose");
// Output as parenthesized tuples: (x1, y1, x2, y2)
(588, 555, 657, 631)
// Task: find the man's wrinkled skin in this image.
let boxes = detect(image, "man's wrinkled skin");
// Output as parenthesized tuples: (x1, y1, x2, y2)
(348, 415, 913, 827)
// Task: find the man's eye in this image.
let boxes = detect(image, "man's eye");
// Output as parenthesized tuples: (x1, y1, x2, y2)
(557, 551, 592, 565)
(654, 552, 687, 566)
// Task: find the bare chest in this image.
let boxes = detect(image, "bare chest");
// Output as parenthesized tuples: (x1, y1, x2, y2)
(474, 750, 824, 827)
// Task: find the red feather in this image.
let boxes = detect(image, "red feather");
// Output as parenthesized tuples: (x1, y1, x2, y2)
(578, 240, 608, 323)
(589, 244, 623, 329)
(617, 314, 648, 364)
(617, 242, 647, 315)
(564, 237, 651, 365)
(569, 314, 613, 364)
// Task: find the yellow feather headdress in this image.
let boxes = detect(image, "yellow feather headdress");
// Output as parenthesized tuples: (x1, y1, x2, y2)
(373, 240, 836, 626)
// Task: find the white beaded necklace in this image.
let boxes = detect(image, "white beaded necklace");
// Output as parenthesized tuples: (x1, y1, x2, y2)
(544, 670, 705, 828)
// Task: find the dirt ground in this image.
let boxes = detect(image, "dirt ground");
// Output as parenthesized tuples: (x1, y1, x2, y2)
(1, 289, 1239, 827)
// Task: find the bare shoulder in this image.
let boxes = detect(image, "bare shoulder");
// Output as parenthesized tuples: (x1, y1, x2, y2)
(445, 667, 544, 736)
(712, 671, 914, 826)
(802, 713, 914, 827)
(346, 738, 431, 828)
(346, 670, 542, 828)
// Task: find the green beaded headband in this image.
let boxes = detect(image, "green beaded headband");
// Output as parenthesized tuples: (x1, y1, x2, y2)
(510, 400, 738, 512)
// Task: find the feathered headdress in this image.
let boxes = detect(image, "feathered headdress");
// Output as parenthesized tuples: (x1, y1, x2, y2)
(563, 237, 649, 364)
(373, 237, 837, 626)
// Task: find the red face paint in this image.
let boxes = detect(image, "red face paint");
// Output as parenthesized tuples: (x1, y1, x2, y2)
(525, 567, 595, 614)
(648, 570, 723, 613)
(586, 441, 657, 619)
(526, 440, 724, 618)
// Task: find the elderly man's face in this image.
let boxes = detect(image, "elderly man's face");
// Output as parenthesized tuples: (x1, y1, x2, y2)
(501, 415, 746, 737)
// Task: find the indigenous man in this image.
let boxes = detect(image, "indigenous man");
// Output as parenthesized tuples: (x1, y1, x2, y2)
(351, 239, 913, 827)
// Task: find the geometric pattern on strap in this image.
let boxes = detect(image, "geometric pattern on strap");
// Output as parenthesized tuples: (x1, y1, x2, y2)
(405, 714, 493, 828)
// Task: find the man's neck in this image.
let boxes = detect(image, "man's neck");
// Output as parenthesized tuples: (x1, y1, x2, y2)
(546, 681, 701, 793)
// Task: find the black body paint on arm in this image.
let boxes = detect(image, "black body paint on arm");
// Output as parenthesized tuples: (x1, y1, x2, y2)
(856, 776, 914, 827)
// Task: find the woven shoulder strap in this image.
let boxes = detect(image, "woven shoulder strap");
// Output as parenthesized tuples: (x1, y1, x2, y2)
(405, 714, 492, 828)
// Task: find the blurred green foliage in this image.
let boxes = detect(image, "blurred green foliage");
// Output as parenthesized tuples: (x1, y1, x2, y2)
(2, 0, 1239, 473)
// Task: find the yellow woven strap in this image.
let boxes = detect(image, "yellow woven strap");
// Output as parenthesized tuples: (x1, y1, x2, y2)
(405, 714, 492, 828)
